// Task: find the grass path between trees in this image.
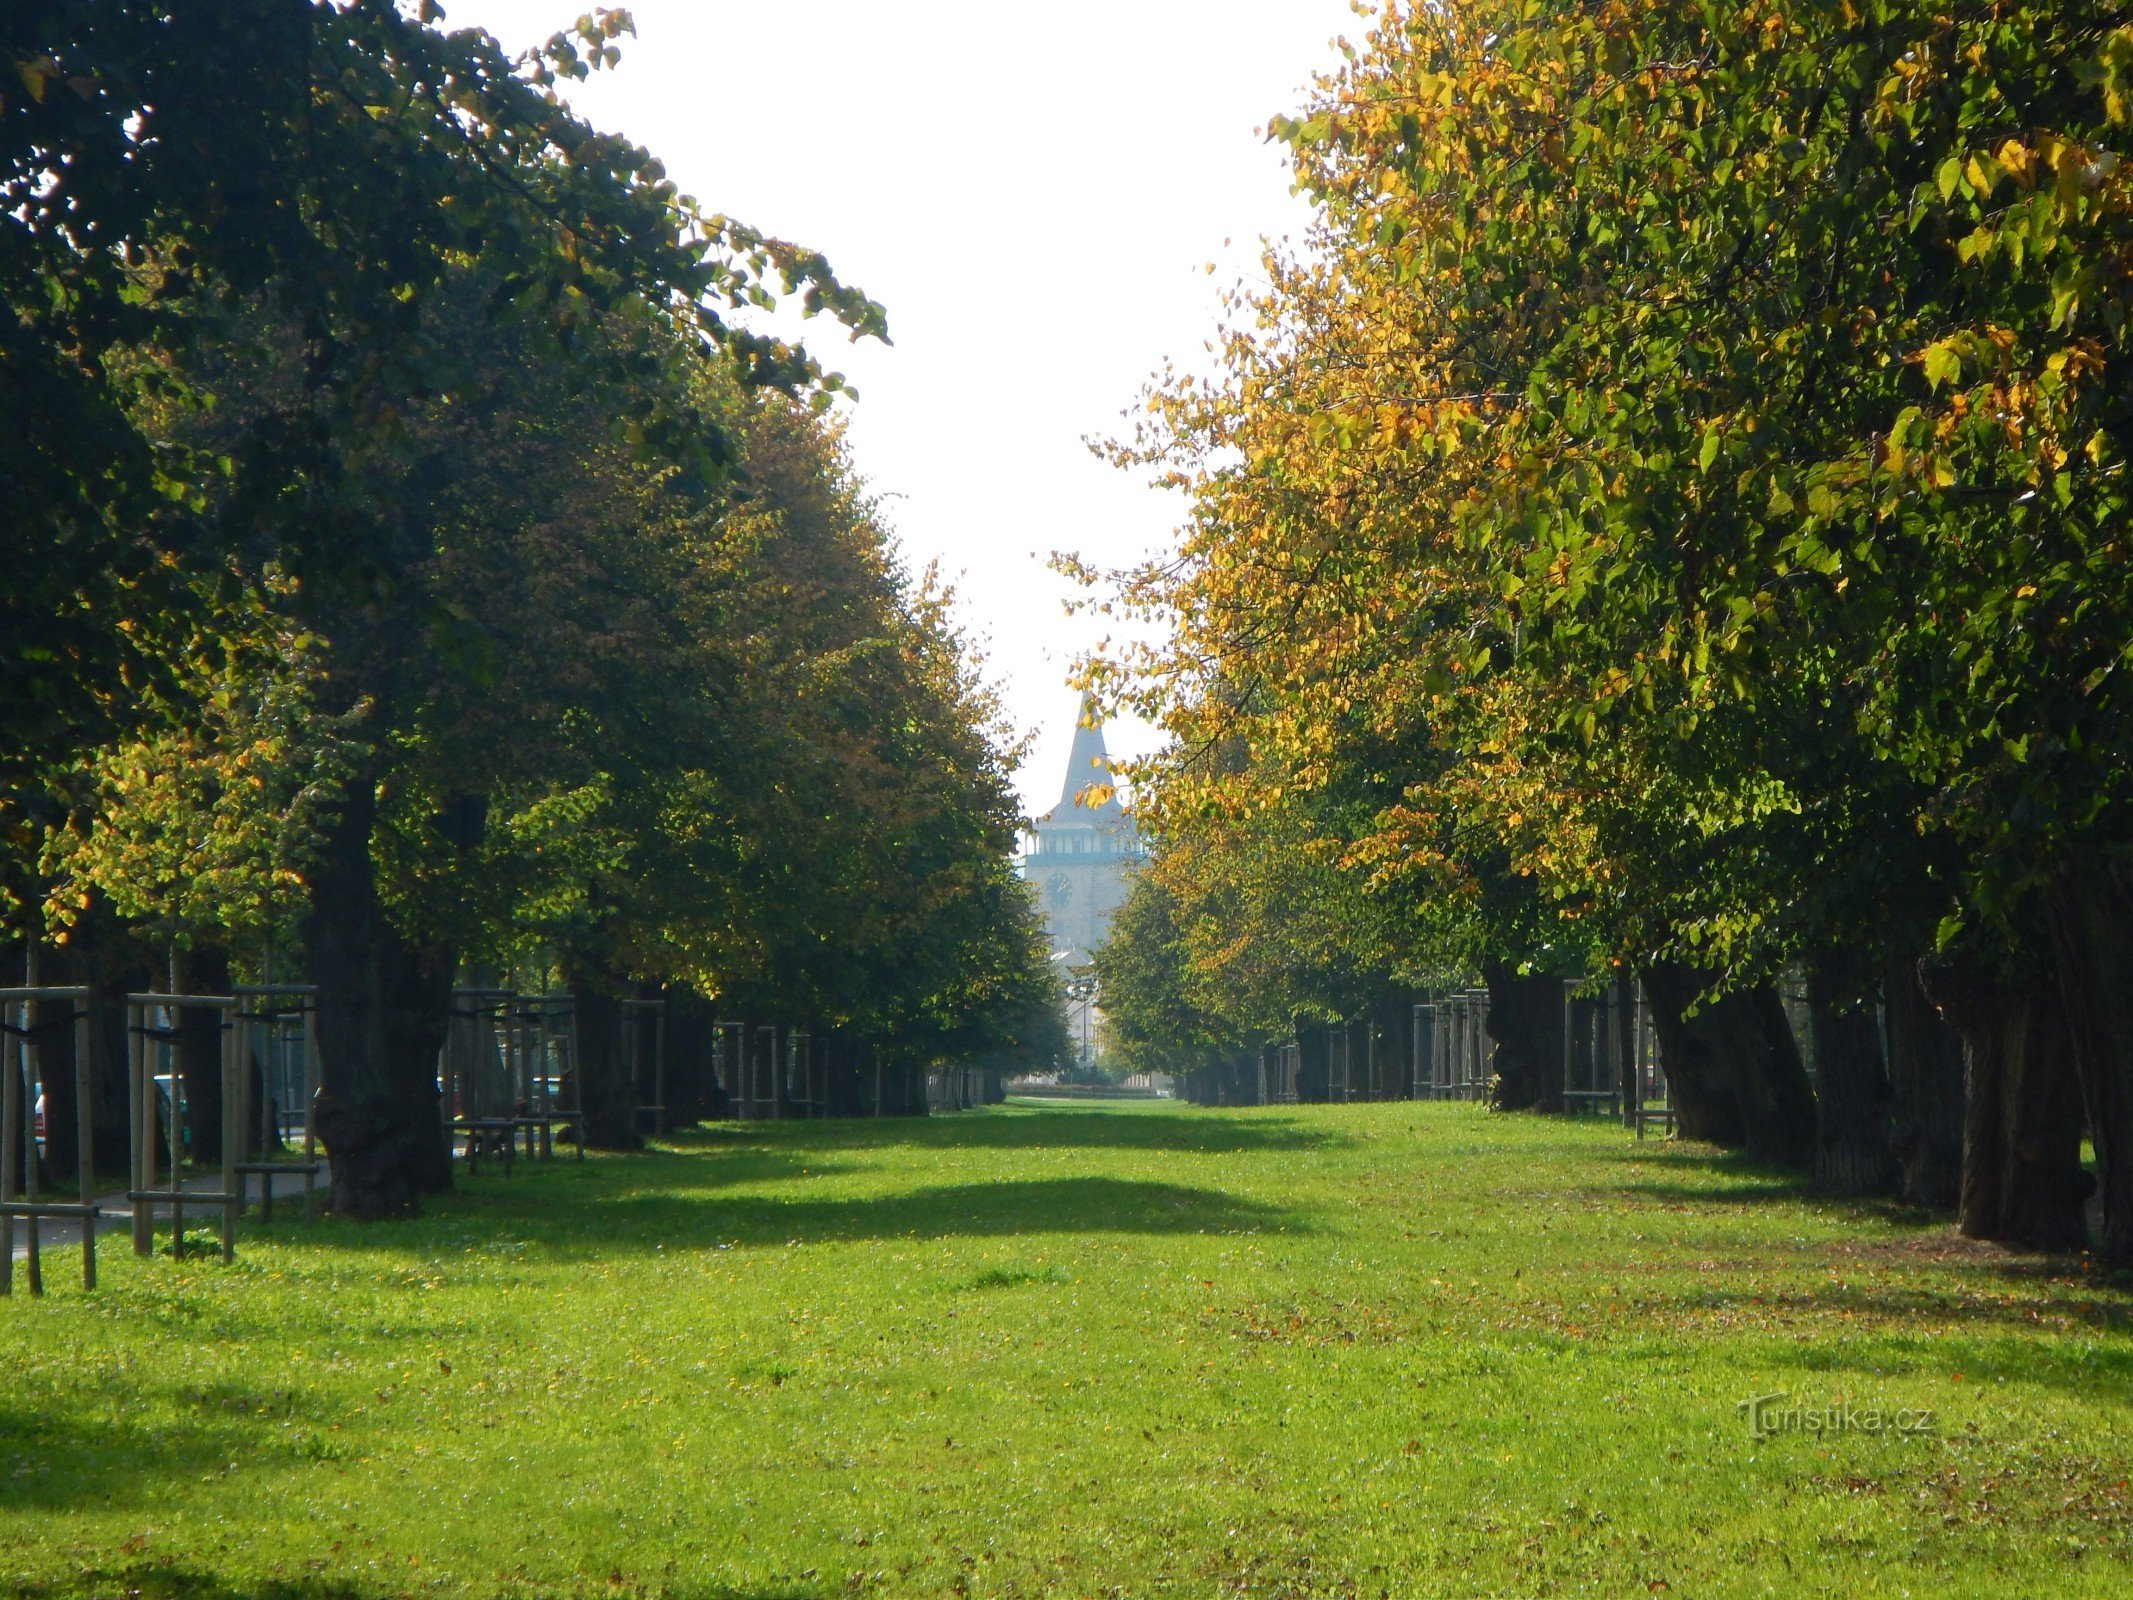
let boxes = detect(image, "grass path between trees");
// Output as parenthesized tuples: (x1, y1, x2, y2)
(2, 1099, 2128, 1598)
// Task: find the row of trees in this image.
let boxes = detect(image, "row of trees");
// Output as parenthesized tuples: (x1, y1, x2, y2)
(5, 2, 1064, 1214)
(1089, 0, 2133, 1263)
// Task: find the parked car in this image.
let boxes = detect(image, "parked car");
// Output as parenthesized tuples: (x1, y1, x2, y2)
(152, 1073, 191, 1152)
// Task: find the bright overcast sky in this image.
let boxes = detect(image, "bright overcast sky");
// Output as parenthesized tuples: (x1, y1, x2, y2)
(451, 1, 1358, 815)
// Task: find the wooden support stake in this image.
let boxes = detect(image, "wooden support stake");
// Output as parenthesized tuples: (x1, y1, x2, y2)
(1, 1000, 19, 1296)
(302, 999, 321, 1217)
(130, 1006, 151, 1256)
(220, 1006, 237, 1263)
(653, 1003, 667, 1138)
(75, 999, 94, 1290)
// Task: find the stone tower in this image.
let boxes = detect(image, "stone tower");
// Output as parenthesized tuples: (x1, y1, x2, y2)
(1018, 701, 1141, 966)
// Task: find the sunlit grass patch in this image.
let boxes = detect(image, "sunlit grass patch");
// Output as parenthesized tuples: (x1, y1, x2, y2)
(1, 1099, 2126, 1598)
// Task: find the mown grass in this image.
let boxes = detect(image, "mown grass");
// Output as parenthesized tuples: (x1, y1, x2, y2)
(2, 1099, 2128, 1599)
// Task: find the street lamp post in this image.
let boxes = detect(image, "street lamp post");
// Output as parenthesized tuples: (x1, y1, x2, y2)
(1062, 969, 1098, 1072)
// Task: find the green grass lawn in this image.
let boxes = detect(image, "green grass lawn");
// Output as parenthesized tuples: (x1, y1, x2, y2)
(3, 1099, 2128, 1599)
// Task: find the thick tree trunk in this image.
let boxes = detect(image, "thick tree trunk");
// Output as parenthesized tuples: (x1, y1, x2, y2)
(1483, 965, 1564, 1113)
(307, 780, 455, 1216)
(1885, 952, 1965, 1210)
(1807, 948, 1898, 1196)
(1921, 956, 2089, 1250)
(1642, 964, 1816, 1165)
(1641, 964, 1746, 1146)
(568, 974, 642, 1151)
(662, 988, 725, 1127)
(2043, 862, 2133, 1267)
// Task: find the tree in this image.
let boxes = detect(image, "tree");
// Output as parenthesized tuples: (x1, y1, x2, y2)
(1089, 0, 2131, 1254)
(2, 3, 880, 805)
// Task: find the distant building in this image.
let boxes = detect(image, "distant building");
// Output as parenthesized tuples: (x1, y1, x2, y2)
(1018, 702, 1142, 968)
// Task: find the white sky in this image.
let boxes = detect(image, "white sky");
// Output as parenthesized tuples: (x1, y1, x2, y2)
(451, 1, 1357, 816)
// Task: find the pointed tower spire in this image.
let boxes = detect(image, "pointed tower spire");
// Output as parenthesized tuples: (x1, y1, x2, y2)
(1056, 697, 1125, 818)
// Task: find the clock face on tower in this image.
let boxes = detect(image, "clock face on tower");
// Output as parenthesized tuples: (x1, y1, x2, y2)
(1046, 872, 1073, 907)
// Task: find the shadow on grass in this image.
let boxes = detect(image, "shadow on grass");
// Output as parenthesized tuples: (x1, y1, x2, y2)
(1602, 1146, 1960, 1234)
(665, 1103, 1345, 1158)
(478, 1173, 1302, 1258)
(0, 1390, 331, 1513)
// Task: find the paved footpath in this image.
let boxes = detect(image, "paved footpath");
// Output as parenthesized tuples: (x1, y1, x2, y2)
(7, 1160, 330, 1261)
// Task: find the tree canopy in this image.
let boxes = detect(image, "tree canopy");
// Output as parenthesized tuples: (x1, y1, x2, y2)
(6, 2, 1062, 1213)
(1090, 0, 2133, 1262)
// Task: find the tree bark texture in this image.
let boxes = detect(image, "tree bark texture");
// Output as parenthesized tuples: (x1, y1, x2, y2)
(1641, 965, 1746, 1147)
(1885, 952, 1965, 1211)
(1807, 948, 1898, 1196)
(34, 918, 137, 1184)
(2043, 862, 2133, 1267)
(175, 944, 232, 1164)
(662, 987, 728, 1127)
(1484, 965, 1564, 1113)
(1372, 994, 1416, 1101)
(1921, 956, 2089, 1250)
(1294, 1020, 1331, 1104)
(567, 975, 642, 1151)
(307, 781, 455, 1217)
(1642, 964, 1816, 1166)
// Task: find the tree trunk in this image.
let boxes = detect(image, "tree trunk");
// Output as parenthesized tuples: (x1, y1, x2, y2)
(1372, 994, 1416, 1101)
(35, 913, 138, 1185)
(1641, 964, 1746, 1146)
(761, 1023, 784, 1117)
(1642, 963, 1816, 1165)
(1885, 951, 1965, 1211)
(176, 944, 232, 1164)
(1807, 948, 1898, 1196)
(658, 987, 713, 1128)
(1483, 965, 1564, 1113)
(1294, 1020, 1330, 1104)
(568, 973, 642, 1151)
(1921, 956, 2089, 1250)
(2043, 862, 2133, 1267)
(307, 779, 455, 1216)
